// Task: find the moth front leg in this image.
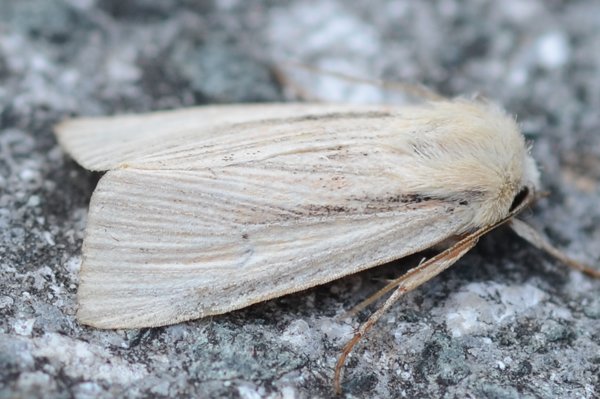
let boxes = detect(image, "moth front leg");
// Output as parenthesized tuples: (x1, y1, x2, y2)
(333, 229, 482, 394)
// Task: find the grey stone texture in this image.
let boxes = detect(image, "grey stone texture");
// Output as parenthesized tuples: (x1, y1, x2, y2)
(1, 1, 599, 398)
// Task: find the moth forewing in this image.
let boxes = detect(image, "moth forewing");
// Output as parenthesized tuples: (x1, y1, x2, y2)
(54, 103, 386, 171)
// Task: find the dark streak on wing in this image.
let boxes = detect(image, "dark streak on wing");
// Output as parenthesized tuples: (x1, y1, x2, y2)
(224, 111, 394, 131)
(303, 194, 455, 217)
(301, 189, 486, 218)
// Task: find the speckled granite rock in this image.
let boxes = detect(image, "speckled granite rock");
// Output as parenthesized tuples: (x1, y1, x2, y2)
(1, 1, 599, 398)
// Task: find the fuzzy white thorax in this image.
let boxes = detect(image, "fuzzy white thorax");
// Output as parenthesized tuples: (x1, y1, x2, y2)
(386, 99, 541, 231)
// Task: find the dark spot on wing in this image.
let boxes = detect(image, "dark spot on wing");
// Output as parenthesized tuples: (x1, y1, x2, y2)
(305, 204, 356, 216)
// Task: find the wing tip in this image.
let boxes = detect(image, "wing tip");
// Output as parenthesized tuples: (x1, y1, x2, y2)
(77, 303, 160, 330)
(76, 288, 199, 329)
(53, 118, 76, 149)
(54, 117, 113, 172)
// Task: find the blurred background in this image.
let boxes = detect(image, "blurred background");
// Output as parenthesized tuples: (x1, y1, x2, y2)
(1, 1, 599, 398)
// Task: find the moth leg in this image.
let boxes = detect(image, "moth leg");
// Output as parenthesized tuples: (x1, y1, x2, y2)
(270, 64, 321, 102)
(340, 258, 430, 321)
(509, 219, 600, 278)
(333, 230, 481, 394)
(276, 61, 446, 102)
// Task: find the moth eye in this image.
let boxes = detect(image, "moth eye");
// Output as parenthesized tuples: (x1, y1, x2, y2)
(509, 187, 529, 212)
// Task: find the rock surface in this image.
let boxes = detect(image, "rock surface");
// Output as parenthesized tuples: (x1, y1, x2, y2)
(1, 1, 599, 398)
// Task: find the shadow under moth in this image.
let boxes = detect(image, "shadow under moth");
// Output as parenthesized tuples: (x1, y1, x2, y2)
(55, 90, 599, 393)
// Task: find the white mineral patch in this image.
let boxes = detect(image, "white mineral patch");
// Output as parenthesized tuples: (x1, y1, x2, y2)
(31, 333, 148, 385)
(14, 318, 36, 336)
(237, 383, 263, 399)
(433, 282, 547, 337)
(535, 31, 570, 69)
(317, 317, 355, 342)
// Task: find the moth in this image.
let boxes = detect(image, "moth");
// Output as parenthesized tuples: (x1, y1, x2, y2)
(55, 95, 599, 393)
